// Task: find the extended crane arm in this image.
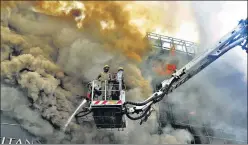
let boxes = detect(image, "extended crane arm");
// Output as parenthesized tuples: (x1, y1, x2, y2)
(124, 18, 247, 124)
(161, 18, 247, 94)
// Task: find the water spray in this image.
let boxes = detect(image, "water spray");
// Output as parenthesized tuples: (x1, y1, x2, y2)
(63, 99, 87, 131)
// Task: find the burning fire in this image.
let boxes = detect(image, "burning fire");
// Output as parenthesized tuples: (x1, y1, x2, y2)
(152, 45, 177, 76)
(30, 1, 199, 62)
(152, 61, 177, 76)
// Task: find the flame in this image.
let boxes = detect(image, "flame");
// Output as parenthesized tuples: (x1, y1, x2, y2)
(33, 1, 151, 62)
(31, 1, 199, 62)
(152, 61, 176, 76)
(152, 44, 177, 76)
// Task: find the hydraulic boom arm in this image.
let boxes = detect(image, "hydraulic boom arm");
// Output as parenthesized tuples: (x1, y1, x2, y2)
(123, 18, 248, 124)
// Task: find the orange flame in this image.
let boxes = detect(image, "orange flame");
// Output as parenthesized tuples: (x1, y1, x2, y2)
(152, 43, 177, 76)
(152, 61, 177, 76)
(32, 1, 157, 63)
(3, 1, 199, 63)
(31, 1, 199, 63)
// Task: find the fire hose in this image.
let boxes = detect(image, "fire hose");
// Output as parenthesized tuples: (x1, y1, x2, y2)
(123, 77, 178, 121)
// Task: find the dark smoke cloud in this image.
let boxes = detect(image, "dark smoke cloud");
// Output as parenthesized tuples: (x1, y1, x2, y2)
(1, 1, 194, 144)
(1, 1, 246, 144)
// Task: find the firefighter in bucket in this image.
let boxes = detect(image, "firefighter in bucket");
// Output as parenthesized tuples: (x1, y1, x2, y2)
(96, 65, 111, 100)
(111, 67, 126, 100)
(86, 65, 111, 101)
(116, 67, 125, 90)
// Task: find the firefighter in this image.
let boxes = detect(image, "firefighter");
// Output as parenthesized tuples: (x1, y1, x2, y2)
(97, 65, 111, 81)
(116, 67, 123, 90)
(97, 65, 111, 99)
(116, 67, 126, 95)
(111, 67, 126, 100)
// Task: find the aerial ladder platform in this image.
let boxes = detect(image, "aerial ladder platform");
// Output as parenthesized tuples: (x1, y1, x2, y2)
(70, 18, 247, 132)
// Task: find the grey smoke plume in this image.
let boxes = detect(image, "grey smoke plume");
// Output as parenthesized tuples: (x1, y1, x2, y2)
(1, 1, 246, 144)
(157, 1, 247, 143)
(1, 1, 195, 144)
(140, 1, 247, 143)
(0, 83, 66, 143)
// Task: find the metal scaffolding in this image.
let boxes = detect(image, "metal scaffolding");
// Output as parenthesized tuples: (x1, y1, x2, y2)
(146, 32, 198, 59)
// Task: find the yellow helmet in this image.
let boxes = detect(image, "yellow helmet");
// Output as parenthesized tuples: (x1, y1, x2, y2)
(118, 67, 124, 71)
(104, 65, 109, 68)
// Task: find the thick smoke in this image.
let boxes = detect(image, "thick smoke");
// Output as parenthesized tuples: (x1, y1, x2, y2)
(2, 1, 246, 144)
(139, 1, 247, 143)
(1, 83, 65, 143)
(191, 1, 247, 80)
(158, 1, 247, 143)
(1, 1, 196, 144)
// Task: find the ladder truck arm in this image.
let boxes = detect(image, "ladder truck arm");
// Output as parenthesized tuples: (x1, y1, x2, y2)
(123, 18, 248, 124)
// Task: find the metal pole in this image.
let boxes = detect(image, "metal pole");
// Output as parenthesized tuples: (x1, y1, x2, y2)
(91, 81, 94, 101)
(119, 80, 122, 91)
(105, 80, 107, 100)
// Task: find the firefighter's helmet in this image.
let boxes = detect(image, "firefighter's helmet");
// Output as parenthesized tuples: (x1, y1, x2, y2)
(104, 65, 109, 68)
(118, 67, 124, 71)
(103, 65, 110, 72)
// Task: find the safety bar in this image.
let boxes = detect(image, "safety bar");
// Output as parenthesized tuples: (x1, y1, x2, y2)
(91, 80, 94, 102)
(105, 80, 107, 100)
(90, 80, 124, 101)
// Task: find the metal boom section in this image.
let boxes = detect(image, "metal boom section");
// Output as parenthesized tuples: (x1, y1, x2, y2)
(124, 18, 247, 124)
(162, 18, 248, 94)
(73, 19, 247, 128)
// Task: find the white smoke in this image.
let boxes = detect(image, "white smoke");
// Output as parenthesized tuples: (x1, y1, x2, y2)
(191, 1, 247, 81)
(158, 1, 247, 143)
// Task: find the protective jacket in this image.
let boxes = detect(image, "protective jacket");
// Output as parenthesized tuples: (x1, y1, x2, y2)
(98, 72, 111, 82)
